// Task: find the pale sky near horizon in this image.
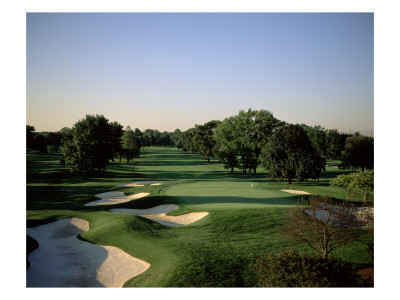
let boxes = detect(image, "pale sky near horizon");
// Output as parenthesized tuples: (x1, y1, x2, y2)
(26, 13, 374, 134)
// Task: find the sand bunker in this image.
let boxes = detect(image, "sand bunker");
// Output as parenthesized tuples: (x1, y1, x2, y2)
(279, 189, 310, 195)
(26, 218, 150, 287)
(150, 183, 162, 186)
(84, 191, 149, 206)
(110, 204, 209, 226)
(304, 203, 372, 227)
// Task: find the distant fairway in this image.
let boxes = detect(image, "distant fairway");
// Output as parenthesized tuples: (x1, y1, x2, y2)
(164, 181, 299, 209)
(135, 146, 302, 209)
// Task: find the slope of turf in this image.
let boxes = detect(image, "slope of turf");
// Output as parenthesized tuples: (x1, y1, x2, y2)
(26, 146, 373, 287)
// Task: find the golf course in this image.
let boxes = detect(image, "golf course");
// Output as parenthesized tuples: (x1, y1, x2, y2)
(26, 146, 373, 287)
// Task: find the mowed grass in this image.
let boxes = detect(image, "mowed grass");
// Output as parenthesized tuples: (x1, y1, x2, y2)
(164, 181, 299, 210)
(26, 146, 373, 287)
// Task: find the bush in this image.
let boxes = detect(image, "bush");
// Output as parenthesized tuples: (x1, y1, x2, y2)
(47, 145, 59, 153)
(253, 249, 370, 287)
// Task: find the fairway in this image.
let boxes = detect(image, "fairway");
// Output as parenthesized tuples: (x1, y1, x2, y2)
(164, 181, 299, 209)
(26, 146, 373, 287)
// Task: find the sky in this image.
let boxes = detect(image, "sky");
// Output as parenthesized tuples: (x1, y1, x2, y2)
(26, 12, 374, 135)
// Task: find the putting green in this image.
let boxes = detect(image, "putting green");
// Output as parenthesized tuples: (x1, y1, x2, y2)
(164, 181, 299, 210)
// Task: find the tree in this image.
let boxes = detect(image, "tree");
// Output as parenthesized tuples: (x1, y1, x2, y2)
(330, 173, 356, 198)
(261, 124, 326, 184)
(194, 120, 220, 162)
(301, 124, 327, 157)
(44, 131, 63, 152)
(250, 109, 282, 174)
(325, 129, 349, 160)
(159, 131, 172, 146)
(282, 196, 361, 260)
(109, 121, 124, 161)
(233, 110, 254, 174)
(341, 133, 374, 171)
(181, 128, 198, 153)
(213, 109, 282, 174)
(26, 125, 36, 149)
(32, 134, 47, 153)
(61, 114, 123, 176)
(351, 170, 374, 202)
(122, 126, 140, 164)
(170, 129, 183, 148)
(134, 128, 143, 149)
(59, 127, 72, 138)
(141, 129, 153, 149)
(214, 116, 240, 174)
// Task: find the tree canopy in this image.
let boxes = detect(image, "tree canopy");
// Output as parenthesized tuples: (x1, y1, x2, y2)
(330, 173, 356, 198)
(122, 126, 140, 164)
(261, 124, 326, 184)
(194, 120, 221, 163)
(351, 171, 374, 202)
(213, 116, 240, 174)
(61, 114, 123, 175)
(26, 125, 36, 149)
(341, 133, 374, 171)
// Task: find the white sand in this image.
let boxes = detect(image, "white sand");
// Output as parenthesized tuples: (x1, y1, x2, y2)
(84, 191, 149, 206)
(150, 183, 162, 186)
(304, 202, 372, 227)
(144, 211, 209, 226)
(110, 205, 209, 226)
(279, 189, 310, 195)
(26, 218, 150, 287)
(117, 181, 161, 187)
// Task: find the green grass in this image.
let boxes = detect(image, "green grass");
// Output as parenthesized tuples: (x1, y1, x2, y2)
(26, 146, 373, 287)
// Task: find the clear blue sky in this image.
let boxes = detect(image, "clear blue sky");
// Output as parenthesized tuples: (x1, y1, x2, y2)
(26, 13, 374, 134)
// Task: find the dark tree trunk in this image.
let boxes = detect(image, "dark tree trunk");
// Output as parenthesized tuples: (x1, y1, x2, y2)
(231, 166, 234, 174)
(288, 178, 292, 184)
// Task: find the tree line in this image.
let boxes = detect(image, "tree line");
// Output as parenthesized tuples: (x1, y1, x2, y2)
(27, 124, 182, 154)
(176, 109, 373, 183)
(27, 110, 373, 179)
(27, 115, 184, 176)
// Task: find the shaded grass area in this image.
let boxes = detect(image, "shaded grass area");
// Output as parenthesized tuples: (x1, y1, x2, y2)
(26, 147, 373, 287)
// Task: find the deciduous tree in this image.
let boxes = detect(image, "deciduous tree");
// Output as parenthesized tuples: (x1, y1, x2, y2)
(214, 116, 240, 174)
(61, 114, 123, 175)
(122, 126, 140, 164)
(261, 124, 325, 184)
(352, 170, 374, 202)
(330, 173, 356, 198)
(26, 125, 36, 149)
(194, 120, 220, 162)
(282, 196, 361, 259)
(325, 129, 349, 160)
(341, 133, 374, 171)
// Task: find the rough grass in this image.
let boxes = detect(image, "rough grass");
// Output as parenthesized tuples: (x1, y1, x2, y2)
(26, 147, 373, 287)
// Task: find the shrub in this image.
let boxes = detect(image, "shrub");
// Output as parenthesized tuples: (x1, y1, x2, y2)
(47, 144, 59, 153)
(253, 248, 369, 287)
